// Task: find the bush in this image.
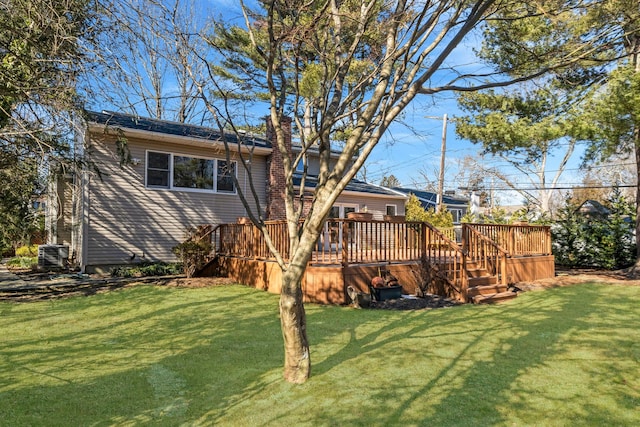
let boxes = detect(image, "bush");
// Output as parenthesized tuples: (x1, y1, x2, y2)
(110, 262, 182, 278)
(405, 194, 454, 227)
(172, 239, 212, 278)
(6, 256, 38, 269)
(553, 189, 636, 269)
(15, 245, 38, 257)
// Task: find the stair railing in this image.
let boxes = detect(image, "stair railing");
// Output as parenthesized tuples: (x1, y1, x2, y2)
(188, 224, 223, 260)
(419, 222, 468, 300)
(462, 224, 509, 285)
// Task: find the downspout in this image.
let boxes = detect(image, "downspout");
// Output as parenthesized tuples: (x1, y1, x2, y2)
(74, 117, 90, 273)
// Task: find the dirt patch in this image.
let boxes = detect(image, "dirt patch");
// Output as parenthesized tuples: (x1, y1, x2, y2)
(162, 277, 236, 288)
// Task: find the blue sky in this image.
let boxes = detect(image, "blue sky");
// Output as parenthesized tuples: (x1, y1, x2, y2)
(141, 1, 587, 206)
(208, 0, 589, 205)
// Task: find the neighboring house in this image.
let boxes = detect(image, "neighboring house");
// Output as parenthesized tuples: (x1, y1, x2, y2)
(392, 187, 469, 223)
(48, 110, 407, 272)
(575, 199, 610, 218)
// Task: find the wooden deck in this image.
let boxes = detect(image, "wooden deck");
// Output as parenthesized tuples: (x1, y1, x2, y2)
(199, 220, 554, 305)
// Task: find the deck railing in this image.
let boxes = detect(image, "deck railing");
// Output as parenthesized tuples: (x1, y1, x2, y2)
(209, 220, 550, 266)
(464, 223, 552, 256)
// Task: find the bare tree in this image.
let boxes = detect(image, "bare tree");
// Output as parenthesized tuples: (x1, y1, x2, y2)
(167, 0, 619, 383)
(572, 156, 637, 203)
(85, 0, 209, 123)
(492, 141, 575, 215)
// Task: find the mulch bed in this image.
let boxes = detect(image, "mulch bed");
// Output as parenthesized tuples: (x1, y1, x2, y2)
(369, 294, 461, 310)
(0, 269, 237, 302)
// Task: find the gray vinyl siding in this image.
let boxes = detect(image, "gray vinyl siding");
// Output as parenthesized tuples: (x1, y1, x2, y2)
(84, 134, 266, 267)
(304, 155, 348, 176)
(334, 194, 405, 219)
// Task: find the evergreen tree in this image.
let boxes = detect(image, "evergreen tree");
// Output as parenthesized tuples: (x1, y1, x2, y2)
(462, 0, 640, 269)
(380, 175, 400, 188)
(553, 187, 636, 269)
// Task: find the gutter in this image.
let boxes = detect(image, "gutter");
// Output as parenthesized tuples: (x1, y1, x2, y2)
(86, 122, 273, 156)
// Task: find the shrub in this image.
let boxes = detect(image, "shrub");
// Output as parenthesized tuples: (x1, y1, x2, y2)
(6, 256, 38, 269)
(552, 189, 636, 269)
(172, 239, 212, 278)
(405, 193, 454, 227)
(110, 262, 182, 278)
(15, 245, 38, 257)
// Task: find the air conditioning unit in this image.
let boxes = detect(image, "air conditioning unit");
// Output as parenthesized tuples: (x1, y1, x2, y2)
(38, 244, 69, 268)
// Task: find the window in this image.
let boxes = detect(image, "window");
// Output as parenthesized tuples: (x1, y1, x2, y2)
(386, 205, 397, 216)
(173, 156, 214, 190)
(147, 152, 170, 188)
(451, 209, 462, 224)
(146, 151, 236, 193)
(217, 160, 236, 193)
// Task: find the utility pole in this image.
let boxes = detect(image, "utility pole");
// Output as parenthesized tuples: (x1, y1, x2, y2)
(437, 114, 447, 212)
(426, 114, 448, 212)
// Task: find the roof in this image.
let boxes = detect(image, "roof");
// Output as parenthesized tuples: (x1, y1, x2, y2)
(392, 187, 468, 207)
(293, 173, 407, 198)
(85, 110, 271, 150)
(575, 199, 610, 216)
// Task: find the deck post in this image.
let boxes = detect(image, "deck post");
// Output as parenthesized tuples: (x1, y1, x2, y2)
(420, 222, 427, 258)
(253, 225, 259, 260)
(546, 226, 552, 254)
(460, 224, 467, 255)
(509, 226, 515, 256)
(341, 220, 349, 268)
(460, 249, 468, 301)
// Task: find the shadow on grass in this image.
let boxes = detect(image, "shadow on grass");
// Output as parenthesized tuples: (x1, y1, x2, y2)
(301, 284, 639, 426)
(0, 285, 284, 426)
(1, 283, 638, 425)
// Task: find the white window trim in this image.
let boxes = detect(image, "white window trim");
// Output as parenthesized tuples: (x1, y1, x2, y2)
(451, 208, 463, 224)
(145, 150, 238, 195)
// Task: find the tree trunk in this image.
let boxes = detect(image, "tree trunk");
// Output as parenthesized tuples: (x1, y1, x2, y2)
(279, 266, 310, 384)
(630, 45, 640, 275)
(632, 130, 640, 275)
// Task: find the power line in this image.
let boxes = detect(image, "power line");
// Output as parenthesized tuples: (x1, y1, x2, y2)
(489, 184, 637, 191)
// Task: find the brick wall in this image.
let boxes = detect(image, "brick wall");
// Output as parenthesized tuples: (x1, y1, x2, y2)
(266, 116, 292, 220)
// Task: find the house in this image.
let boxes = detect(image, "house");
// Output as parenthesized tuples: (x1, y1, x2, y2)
(47, 110, 407, 273)
(392, 187, 469, 223)
(575, 199, 610, 218)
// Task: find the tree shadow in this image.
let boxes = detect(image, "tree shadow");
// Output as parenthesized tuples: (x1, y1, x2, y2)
(383, 284, 640, 425)
(298, 284, 639, 425)
(0, 285, 284, 425)
(1, 284, 638, 425)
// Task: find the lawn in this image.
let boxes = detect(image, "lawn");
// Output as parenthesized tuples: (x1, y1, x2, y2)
(1, 283, 638, 426)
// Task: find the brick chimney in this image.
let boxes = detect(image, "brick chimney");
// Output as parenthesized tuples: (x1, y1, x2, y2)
(266, 115, 292, 220)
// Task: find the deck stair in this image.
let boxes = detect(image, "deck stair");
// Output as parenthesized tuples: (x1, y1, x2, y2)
(470, 291, 518, 304)
(465, 264, 517, 304)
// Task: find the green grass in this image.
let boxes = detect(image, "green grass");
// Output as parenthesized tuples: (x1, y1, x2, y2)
(0, 283, 638, 426)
